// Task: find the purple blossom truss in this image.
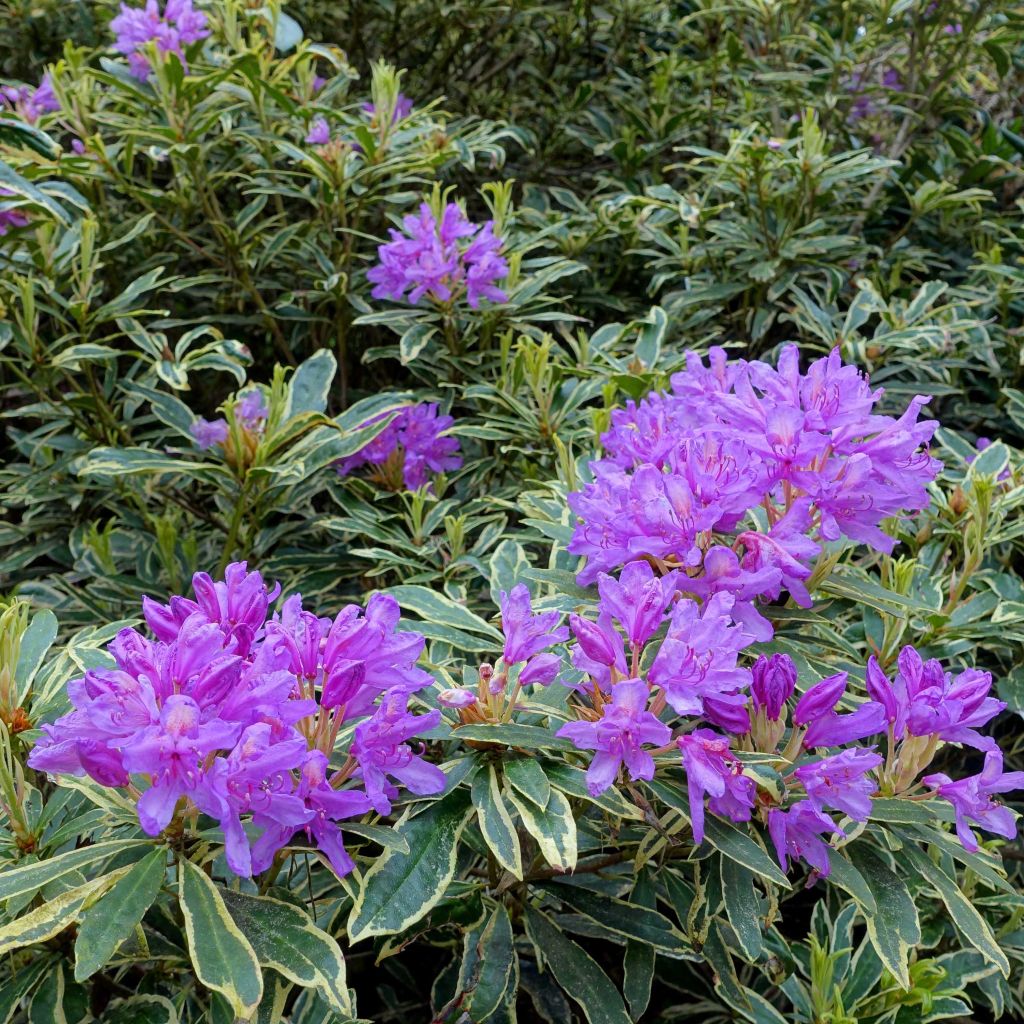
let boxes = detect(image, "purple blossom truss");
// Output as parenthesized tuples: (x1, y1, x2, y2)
(28, 563, 443, 879)
(569, 345, 940, 631)
(336, 402, 462, 491)
(110, 0, 210, 81)
(367, 201, 508, 308)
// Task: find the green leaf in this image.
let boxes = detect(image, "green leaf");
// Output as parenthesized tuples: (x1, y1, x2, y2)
(178, 860, 263, 1019)
(273, 10, 304, 51)
(74, 849, 166, 981)
(0, 118, 61, 159)
(103, 996, 178, 1024)
(720, 857, 763, 961)
(286, 349, 336, 419)
(221, 889, 352, 1017)
(901, 843, 1009, 977)
(0, 840, 152, 902)
(471, 766, 523, 880)
(523, 906, 631, 1024)
(0, 872, 124, 957)
(506, 788, 577, 871)
(15, 609, 58, 701)
(623, 873, 656, 1019)
(399, 323, 438, 364)
(488, 540, 530, 598)
(825, 849, 877, 916)
(869, 798, 941, 824)
(452, 722, 573, 751)
(848, 845, 920, 989)
(387, 585, 503, 642)
(703, 817, 790, 888)
(544, 763, 644, 820)
(504, 757, 551, 809)
(457, 903, 516, 1021)
(348, 789, 473, 942)
(540, 882, 691, 955)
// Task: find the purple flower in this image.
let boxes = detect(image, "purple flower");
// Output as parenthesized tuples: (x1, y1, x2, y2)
(110, 0, 210, 81)
(648, 593, 754, 731)
(305, 117, 330, 145)
(337, 403, 462, 491)
(751, 654, 796, 721)
(190, 416, 229, 449)
(499, 585, 569, 667)
(678, 729, 756, 843)
(351, 691, 445, 814)
(924, 748, 1024, 853)
(519, 651, 562, 688)
(793, 672, 848, 726)
(0, 194, 29, 236)
(595, 560, 676, 649)
(1, 73, 59, 123)
(793, 748, 882, 821)
(122, 694, 239, 835)
(251, 750, 372, 878)
(557, 679, 671, 795)
(866, 646, 1004, 749)
(316, 593, 433, 715)
(769, 801, 843, 877)
(438, 687, 477, 708)
(236, 388, 268, 431)
(793, 670, 886, 749)
(362, 93, 414, 123)
(367, 201, 508, 308)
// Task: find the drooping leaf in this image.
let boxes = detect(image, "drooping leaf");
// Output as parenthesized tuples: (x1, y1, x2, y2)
(74, 849, 166, 981)
(220, 889, 351, 1017)
(523, 906, 631, 1024)
(178, 860, 264, 1019)
(471, 766, 523, 880)
(348, 789, 473, 942)
(506, 788, 577, 871)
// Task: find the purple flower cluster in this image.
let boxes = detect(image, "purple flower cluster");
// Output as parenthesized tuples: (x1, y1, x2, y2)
(362, 93, 414, 123)
(191, 387, 268, 453)
(569, 345, 940, 637)
(336, 402, 462, 491)
(110, 0, 210, 81)
(28, 563, 444, 878)
(367, 202, 508, 308)
(1, 74, 59, 123)
(0, 189, 29, 236)
(554, 558, 1021, 878)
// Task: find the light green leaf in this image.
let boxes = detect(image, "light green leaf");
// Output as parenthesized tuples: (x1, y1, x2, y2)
(348, 790, 473, 942)
(523, 906, 631, 1024)
(387, 585, 503, 642)
(720, 857, 763, 961)
(539, 882, 691, 955)
(221, 889, 352, 1017)
(286, 349, 336, 419)
(74, 849, 166, 981)
(506, 788, 576, 871)
(488, 540, 531, 598)
(273, 10, 304, 51)
(399, 323, 438, 364)
(0, 840, 151, 902)
(471, 766, 523, 880)
(178, 860, 263, 1019)
(703, 817, 790, 889)
(15, 609, 58, 702)
(0, 871, 125, 957)
(504, 757, 551, 809)
(452, 722, 573, 751)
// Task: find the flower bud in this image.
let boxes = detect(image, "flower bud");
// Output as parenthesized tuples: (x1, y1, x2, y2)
(750, 654, 796, 721)
(792, 672, 846, 727)
(570, 614, 617, 665)
(519, 652, 561, 688)
(438, 688, 477, 709)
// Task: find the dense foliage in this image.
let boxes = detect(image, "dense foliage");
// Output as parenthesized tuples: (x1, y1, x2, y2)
(2, 1, 1024, 1022)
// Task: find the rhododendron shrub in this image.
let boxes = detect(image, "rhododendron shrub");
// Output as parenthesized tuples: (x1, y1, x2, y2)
(2, 0, 1024, 1020)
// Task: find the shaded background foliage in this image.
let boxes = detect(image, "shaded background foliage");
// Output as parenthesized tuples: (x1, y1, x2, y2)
(2, 1, 1024, 1022)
